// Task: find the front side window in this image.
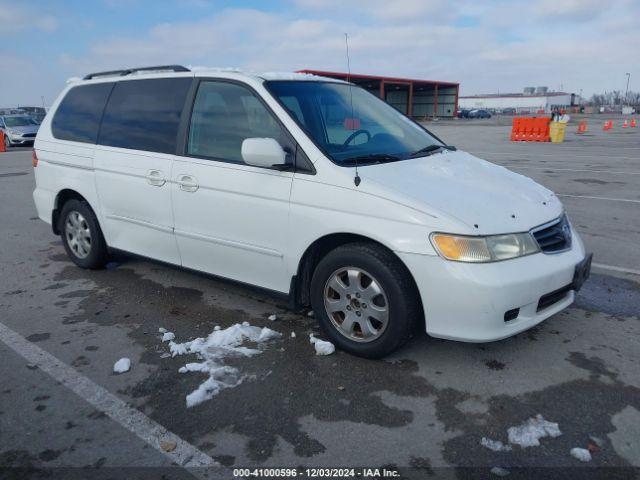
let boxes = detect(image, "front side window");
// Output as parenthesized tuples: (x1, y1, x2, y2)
(187, 81, 288, 164)
(99, 78, 191, 154)
(51, 83, 114, 143)
(265, 81, 443, 165)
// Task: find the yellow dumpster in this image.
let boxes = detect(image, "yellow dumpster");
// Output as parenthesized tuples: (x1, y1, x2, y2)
(549, 121, 566, 143)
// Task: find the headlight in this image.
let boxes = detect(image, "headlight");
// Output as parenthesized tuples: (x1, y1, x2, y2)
(430, 232, 540, 262)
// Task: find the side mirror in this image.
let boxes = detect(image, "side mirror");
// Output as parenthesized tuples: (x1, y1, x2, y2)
(241, 138, 287, 168)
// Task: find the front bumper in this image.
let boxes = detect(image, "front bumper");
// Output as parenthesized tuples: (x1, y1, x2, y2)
(7, 134, 36, 145)
(398, 231, 588, 342)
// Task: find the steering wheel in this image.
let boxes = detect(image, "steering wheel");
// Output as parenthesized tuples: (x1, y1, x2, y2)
(343, 129, 371, 147)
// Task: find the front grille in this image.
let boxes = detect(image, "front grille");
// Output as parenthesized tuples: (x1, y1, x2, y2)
(22, 133, 37, 138)
(532, 215, 572, 253)
(537, 284, 572, 312)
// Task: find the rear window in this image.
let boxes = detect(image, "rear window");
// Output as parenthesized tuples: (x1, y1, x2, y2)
(51, 83, 114, 143)
(98, 78, 191, 154)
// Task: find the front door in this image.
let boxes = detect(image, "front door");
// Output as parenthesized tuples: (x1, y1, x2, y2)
(171, 80, 294, 293)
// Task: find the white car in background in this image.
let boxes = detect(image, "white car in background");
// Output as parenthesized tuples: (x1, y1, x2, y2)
(32, 65, 592, 358)
(1, 114, 39, 148)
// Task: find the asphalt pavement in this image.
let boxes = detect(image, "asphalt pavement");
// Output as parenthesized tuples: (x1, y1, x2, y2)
(1, 119, 639, 479)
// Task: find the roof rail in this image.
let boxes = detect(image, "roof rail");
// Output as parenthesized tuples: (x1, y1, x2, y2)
(83, 65, 190, 80)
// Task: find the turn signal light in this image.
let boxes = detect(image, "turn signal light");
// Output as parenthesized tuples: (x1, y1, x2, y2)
(32, 149, 38, 167)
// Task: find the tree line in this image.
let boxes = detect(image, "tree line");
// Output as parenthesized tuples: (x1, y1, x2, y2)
(588, 90, 640, 107)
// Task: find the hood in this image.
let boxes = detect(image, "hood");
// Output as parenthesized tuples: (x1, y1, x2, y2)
(359, 150, 562, 234)
(7, 125, 39, 135)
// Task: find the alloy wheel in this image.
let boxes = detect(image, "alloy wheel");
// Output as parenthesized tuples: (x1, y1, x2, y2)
(64, 211, 92, 259)
(323, 267, 389, 342)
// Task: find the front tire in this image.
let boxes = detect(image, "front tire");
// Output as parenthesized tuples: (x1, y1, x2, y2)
(310, 242, 421, 358)
(59, 199, 109, 269)
(3, 135, 10, 149)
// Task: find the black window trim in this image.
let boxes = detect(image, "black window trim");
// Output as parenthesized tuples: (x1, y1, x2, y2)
(176, 77, 315, 175)
(263, 79, 449, 168)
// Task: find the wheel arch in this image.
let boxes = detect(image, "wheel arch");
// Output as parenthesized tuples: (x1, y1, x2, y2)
(291, 233, 423, 318)
(51, 189, 94, 235)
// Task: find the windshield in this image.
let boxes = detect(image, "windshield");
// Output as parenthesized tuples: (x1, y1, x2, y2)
(4, 116, 37, 127)
(265, 81, 444, 165)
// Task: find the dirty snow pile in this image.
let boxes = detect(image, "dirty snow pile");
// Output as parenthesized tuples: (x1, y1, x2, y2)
(309, 334, 335, 355)
(481, 414, 561, 453)
(570, 447, 592, 462)
(113, 357, 131, 374)
(480, 437, 512, 452)
(160, 322, 281, 408)
(507, 414, 562, 448)
(490, 467, 510, 477)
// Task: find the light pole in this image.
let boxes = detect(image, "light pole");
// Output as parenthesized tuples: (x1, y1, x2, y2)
(625, 73, 630, 105)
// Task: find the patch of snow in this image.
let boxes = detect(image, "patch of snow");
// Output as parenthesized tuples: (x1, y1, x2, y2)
(291, 332, 296, 338)
(214, 326, 221, 331)
(161, 332, 175, 342)
(307, 310, 314, 317)
(481, 437, 512, 452)
(260, 71, 323, 81)
(268, 314, 277, 321)
(188, 65, 243, 73)
(309, 334, 335, 356)
(490, 466, 510, 477)
(164, 323, 281, 407)
(158, 327, 167, 333)
(570, 447, 592, 462)
(113, 358, 131, 374)
(507, 414, 561, 448)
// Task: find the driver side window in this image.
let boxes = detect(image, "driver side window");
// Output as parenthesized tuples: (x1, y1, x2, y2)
(188, 81, 289, 164)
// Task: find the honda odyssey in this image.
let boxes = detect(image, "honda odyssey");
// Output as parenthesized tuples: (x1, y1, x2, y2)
(32, 65, 592, 358)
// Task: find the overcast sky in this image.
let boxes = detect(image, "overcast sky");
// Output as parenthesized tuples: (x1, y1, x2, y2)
(2, 0, 638, 107)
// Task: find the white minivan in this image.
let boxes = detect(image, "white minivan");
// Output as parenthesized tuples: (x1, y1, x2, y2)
(33, 65, 592, 358)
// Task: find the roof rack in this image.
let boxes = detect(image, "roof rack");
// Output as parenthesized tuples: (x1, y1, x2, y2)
(83, 65, 190, 80)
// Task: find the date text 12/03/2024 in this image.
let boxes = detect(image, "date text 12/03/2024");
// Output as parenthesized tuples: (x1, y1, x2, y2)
(232, 468, 401, 478)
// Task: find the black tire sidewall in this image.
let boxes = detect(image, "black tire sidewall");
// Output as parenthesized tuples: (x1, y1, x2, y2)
(310, 245, 416, 358)
(59, 199, 108, 269)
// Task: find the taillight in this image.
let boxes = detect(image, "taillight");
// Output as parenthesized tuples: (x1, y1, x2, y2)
(32, 149, 38, 167)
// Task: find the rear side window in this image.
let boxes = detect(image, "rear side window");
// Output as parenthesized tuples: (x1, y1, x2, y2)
(51, 83, 114, 143)
(99, 78, 191, 154)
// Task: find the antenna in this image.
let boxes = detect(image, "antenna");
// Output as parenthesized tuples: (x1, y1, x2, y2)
(345, 33, 360, 187)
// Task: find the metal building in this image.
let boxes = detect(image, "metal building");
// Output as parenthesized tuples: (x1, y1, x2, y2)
(298, 70, 459, 118)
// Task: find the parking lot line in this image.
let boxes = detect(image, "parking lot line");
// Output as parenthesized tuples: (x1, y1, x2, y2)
(0, 321, 218, 473)
(593, 262, 640, 276)
(557, 194, 640, 204)
(501, 165, 640, 176)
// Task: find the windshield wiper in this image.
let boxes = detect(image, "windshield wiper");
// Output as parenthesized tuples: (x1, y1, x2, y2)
(341, 154, 402, 166)
(409, 144, 456, 158)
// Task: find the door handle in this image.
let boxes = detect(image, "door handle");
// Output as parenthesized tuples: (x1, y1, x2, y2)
(178, 174, 199, 193)
(146, 169, 166, 187)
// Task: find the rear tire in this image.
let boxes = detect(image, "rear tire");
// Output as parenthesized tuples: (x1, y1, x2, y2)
(59, 199, 109, 269)
(310, 242, 421, 358)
